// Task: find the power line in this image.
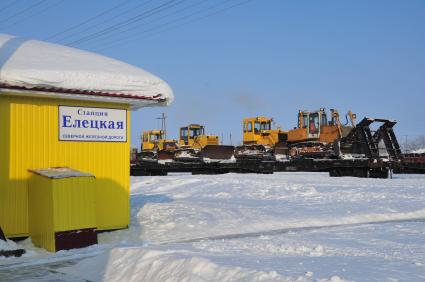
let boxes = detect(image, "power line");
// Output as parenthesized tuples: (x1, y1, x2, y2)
(66, 0, 187, 47)
(95, 0, 252, 52)
(81, 0, 211, 49)
(67, 0, 185, 47)
(0, 0, 48, 26)
(44, 0, 132, 42)
(0, 0, 22, 13)
(1, 0, 65, 30)
(49, 0, 155, 42)
(92, 0, 230, 50)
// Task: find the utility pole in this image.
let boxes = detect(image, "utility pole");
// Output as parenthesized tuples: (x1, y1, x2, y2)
(403, 134, 408, 153)
(156, 113, 167, 139)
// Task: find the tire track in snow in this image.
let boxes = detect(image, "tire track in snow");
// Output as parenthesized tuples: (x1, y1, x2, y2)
(0, 249, 102, 271)
(160, 214, 425, 245)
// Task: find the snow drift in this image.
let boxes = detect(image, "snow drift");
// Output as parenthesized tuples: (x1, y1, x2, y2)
(61, 247, 288, 282)
(0, 34, 173, 108)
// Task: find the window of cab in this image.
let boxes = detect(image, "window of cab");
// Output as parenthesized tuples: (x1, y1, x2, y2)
(190, 127, 204, 137)
(180, 127, 188, 137)
(261, 121, 271, 130)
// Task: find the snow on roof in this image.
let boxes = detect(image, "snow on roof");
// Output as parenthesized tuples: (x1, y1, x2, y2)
(0, 34, 173, 109)
(29, 167, 94, 179)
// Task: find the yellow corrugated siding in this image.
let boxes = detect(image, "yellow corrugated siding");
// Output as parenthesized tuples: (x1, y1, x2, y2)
(28, 175, 55, 252)
(0, 94, 130, 237)
(52, 177, 97, 232)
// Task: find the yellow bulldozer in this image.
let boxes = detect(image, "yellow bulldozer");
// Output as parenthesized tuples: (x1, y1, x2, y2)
(242, 116, 286, 147)
(178, 124, 219, 149)
(141, 129, 178, 160)
(236, 116, 287, 160)
(176, 124, 234, 161)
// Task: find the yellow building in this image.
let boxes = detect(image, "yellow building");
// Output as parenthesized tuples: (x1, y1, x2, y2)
(0, 34, 173, 239)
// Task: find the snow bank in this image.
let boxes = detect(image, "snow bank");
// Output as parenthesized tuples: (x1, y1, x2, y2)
(0, 34, 173, 108)
(0, 239, 18, 251)
(412, 148, 425, 154)
(61, 247, 289, 282)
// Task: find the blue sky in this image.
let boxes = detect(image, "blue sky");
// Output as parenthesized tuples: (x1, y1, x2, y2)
(2, 0, 424, 146)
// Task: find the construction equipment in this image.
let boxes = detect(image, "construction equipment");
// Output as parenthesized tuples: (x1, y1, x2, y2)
(326, 117, 402, 177)
(235, 116, 287, 160)
(139, 120, 234, 163)
(242, 116, 286, 146)
(176, 124, 234, 161)
(287, 108, 349, 142)
(337, 118, 402, 160)
(132, 109, 403, 179)
(141, 129, 178, 160)
(236, 109, 354, 160)
(235, 110, 354, 160)
(178, 124, 219, 149)
(285, 108, 356, 158)
(140, 113, 178, 160)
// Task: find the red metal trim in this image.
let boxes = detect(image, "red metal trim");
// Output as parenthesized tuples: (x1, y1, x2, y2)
(402, 153, 425, 164)
(55, 228, 98, 251)
(0, 83, 167, 103)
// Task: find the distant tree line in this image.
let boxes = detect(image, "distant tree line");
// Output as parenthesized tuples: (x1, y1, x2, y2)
(399, 135, 425, 153)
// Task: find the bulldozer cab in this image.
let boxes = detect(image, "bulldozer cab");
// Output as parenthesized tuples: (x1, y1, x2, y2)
(244, 117, 272, 136)
(142, 130, 166, 151)
(298, 109, 328, 139)
(243, 117, 284, 146)
(179, 124, 219, 149)
(289, 108, 356, 144)
(180, 124, 205, 145)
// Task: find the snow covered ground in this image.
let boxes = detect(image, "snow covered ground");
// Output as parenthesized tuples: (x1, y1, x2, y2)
(1, 172, 425, 281)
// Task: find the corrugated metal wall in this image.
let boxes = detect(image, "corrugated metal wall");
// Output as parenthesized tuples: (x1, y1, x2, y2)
(28, 175, 97, 252)
(0, 94, 130, 237)
(52, 177, 97, 232)
(28, 174, 55, 251)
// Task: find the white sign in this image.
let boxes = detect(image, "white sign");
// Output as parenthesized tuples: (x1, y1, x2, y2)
(59, 106, 127, 142)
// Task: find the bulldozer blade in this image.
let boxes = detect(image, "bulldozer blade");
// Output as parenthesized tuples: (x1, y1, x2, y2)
(201, 145, 235, 160)
(274, 142, 288, 156)
(174, 148, 202, 162)
(234, 144, 274, 161)
(140, 151, 156, 160)
(158, 150, 175, 160)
